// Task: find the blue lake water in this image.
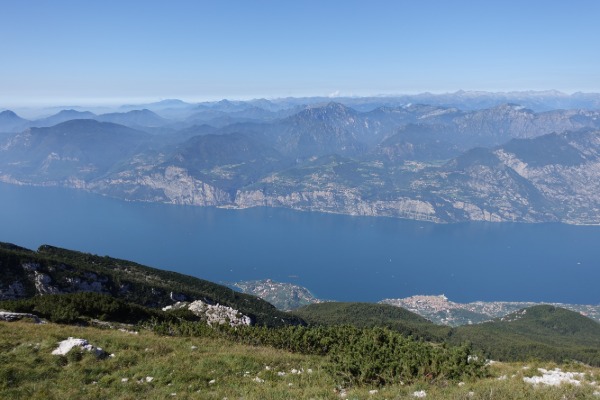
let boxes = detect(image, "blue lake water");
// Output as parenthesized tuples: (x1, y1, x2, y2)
(1, 182, 599, 304)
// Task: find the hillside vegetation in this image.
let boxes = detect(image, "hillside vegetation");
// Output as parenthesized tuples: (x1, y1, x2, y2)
(2, 241, 600, 398)
(1, 320, 599, 400)
(450, 305, 600, 366)
(293, 302, 452, 341)
(0, 242, 302, 327)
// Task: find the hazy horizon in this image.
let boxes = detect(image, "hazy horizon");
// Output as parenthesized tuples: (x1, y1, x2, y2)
(1, 89, 598, 114)
(2, 1, 600, 109)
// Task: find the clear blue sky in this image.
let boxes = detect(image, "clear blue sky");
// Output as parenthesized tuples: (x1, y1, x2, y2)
(2, 0, 600, 106)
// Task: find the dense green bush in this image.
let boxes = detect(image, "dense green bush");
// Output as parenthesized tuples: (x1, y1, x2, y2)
(149, 320, 487, 386)
(0, 292, 187, 324)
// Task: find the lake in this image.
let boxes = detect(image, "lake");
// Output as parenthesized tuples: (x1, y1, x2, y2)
(1, 182, 599, 304)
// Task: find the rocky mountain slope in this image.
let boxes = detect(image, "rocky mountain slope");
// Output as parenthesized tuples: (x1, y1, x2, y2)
(0, 242, 303, 327)
(2, 96, 600, 223)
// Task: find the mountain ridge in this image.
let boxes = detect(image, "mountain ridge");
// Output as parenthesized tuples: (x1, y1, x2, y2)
(0, 242, 303, 327)
(2, 98, 600, 224)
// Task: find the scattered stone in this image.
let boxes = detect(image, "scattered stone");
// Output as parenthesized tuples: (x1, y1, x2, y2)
(209, 379, 216, 385)
(191, 345, 198, 350)
(252, 377, 264, 383)
(497, 375, 507, 380)
(458, 382, 465, 386)
(369, 389, 379, 394)
(277, 371, 286, 376)
(523, 368, 585, 386)
(118, 328, 138, 335)
(265, 366, 271, 370)
(145, 376, 154, 383)
(51, 337, 107, 357)
(121, 378, 129, 383)
(412, 390, 427, 398)
(307, 368, 313, 374)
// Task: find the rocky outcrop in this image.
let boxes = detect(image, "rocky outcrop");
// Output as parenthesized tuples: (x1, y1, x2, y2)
(0, 311, 42, 323)
(51, 337, 111, 358)
(33, 271, 61, 294)
(163, 300, 252, 327)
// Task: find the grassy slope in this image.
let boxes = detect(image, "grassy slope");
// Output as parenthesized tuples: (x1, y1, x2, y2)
(1, 320, 599, 400)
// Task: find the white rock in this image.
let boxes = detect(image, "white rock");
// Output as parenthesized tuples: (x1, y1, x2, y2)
(252, 377, 264, 383)
(121, 378, 129, 383)
(209, 379, 216, 385)
(51, 337, 105, 357)
(277, 371, 286, 376)
(186, 300, 252, 327)
(523, 368, 584, 386)
(145, 376, 154, 383)
(413, 390, 427, 398)
(369, 389, 378, 394)
(0, 311, 42, 323)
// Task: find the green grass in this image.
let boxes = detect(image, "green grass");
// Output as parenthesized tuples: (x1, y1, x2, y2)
(1, 321, 599, 400)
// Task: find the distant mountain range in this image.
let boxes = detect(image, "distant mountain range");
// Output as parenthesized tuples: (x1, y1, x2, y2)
(2, 92, 600, 223)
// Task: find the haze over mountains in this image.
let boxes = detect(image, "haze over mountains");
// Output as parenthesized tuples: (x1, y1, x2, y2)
(2, 91, 600, 224)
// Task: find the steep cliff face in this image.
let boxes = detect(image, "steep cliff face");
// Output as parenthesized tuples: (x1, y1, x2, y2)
(234, 188, 439, 221)
(90, 165, 233, 206)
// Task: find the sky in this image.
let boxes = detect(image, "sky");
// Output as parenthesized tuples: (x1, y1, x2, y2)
(1, 0, 600, 107)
